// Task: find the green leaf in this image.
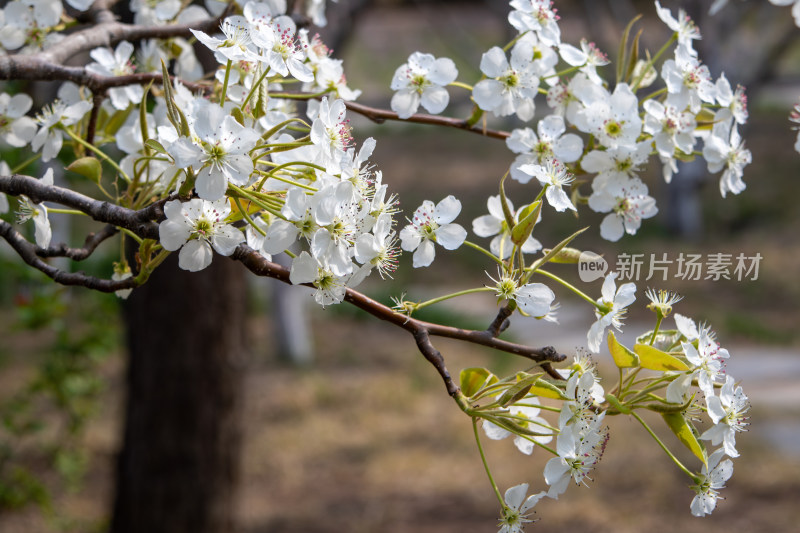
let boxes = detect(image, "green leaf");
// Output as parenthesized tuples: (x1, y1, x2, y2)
(497, 372, 542, 407)
(66, 157, 102, 183)
(626, 29, 643, 82)
(608, 331, 639, 368)
(498, 174, 516, 232)
(103, 107, 133, 137)
(542, 246, 583, 264)
(511, 200, 541, 247)
(617, 14, 643, 84)
(634, 343, 689, 372)
(144, 139, 167, 154)
(662, 412, 707, 465)
(530, 378, 568, 400)
(460, 367, 497, 398)
(532, 227, 588, 270)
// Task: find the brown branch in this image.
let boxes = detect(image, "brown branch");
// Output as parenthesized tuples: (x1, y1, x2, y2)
(0, 220, 137, 293)
(0, 174, 161, 240)
(35, 224, 118, 260)
(343, 100, 511, 140)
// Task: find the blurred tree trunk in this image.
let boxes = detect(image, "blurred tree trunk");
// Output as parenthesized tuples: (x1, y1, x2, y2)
(112, 255, 245, 533)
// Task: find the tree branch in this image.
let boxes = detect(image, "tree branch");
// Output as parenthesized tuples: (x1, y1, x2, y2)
(35, 224, 118, 260)
(0, 220, 136, 293)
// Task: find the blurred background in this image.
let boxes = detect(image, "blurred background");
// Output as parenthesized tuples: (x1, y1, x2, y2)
(1, 0, 799, 531)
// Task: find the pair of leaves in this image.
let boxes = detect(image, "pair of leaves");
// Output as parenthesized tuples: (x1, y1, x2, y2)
(607, 332, 689, 372)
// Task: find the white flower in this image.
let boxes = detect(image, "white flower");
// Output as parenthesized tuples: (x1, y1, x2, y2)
(168, 102, 259, 200)
(390, 52, 458, 119)
(497, 483, 546, 533)
(581, 141, 651, 186)
(702, 122, 751, 198)
(508, 0, 561, 46)
(643, 99, 697, 159)
(112, 262, 134, 300)
(289, 250, 349, 306)
(0, 92, 36, 148)
(671, 331, 729, 400)
(473, 46, 539, 121)
(353, 215, 400, 281)
(574, 83, 641, 149)
(714, 73, 748, 126)
(16, 168, 53, 248)
(191, 16, 254, 63)
(701, 375, 750, 458)
(655, 1, 701, 55)
(310, 97, 353, 172)
(510, 32, 558, 83)
(0, 0, 62, 52)
(506, 114, 583, 182)
(399, 195, 466, 268)
(544, 423, 607, 498)
(661, 46, 716, 113)
(690, 448, 733, 517)
(588, 176, 657, 242)
(247, 7, 314, 82)
(586, 273, 636, 353)
(559, 39, 609, 85)
(31, 99, 93, 162)
(518, 159, 576, 212)
(472, 195, 542, 259)
(158, 198, 244, 272)
(86, 41, 144, 110)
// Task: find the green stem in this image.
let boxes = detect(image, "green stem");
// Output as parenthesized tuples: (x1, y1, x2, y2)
(649, 314, 664, 345)
(413, 287, 494, 311)
(472, 418, 506, 508)
(47, 208, 88, 216)
(241, 65, 271, 110)
(534, 269, 603, 310)
(11, 153, 41, 174)
(632, 33, 677, 91)
(119, 227, 143, 245)
(448, 81, 474, 91)
(463, 240, 504, 267)
(220, 59, 232, 107)
(62, 126, 131, 183)
(233, 197, 266, 236)
(631, 411, 698, 481)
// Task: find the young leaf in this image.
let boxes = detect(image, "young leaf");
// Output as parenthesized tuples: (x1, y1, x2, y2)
(67, 157, 102, 184)
(634, 344, 689, 372)
(608, 331, 639, 368)
(511, 200, 541, 247)
(460, 367, 498, 398)
(662, 412, 707, 465)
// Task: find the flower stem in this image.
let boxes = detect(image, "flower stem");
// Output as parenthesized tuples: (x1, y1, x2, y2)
(413, 287, 494, 311)
(534, 269, 604, 310)
(448, 81, 474, 91)
(472, 418, 506, 508)
(631, 411, 697, 480)
(220, 59, 232, 107)
(463, 240, 504, 267)
(62, 126, 131, 183)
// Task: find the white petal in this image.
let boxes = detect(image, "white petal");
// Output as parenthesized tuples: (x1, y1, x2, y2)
(435, 223, 466, 250)
(178, 239, 213, 271)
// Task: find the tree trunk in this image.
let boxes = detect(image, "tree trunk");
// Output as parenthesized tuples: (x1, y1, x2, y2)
(112, 254, 245, 533)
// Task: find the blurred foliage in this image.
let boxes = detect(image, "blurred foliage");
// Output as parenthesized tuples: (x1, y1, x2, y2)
(0, 257, 119, 529)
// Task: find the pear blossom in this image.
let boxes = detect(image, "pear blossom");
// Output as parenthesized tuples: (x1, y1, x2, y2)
(510, 31, 558, 83)
(489, 271, 556, 319)
(791, 100, 800, 154)
(31, 99, 94, 162)
(586, 273, 636, 353)
(544, 421, 608, 498)
(661, 46, 716, 113)
(690, 448, 733, 517)
(473, 46, 539, 121)
(15, 168, 53, 248)
(353, 214, 399, 282)
(0, 92, 36, 148)
(518, 159, 576, 212)
(703, 122, 751, 198)
(390, 52, 458, 119)
(574, 83, 641, 149)
(655, 1, 701, 55)
(168, 102, 260, 200)
(289, 251, 349, 305)
(0, 0, 62, 52)
(112, 262, 134, 300)
(158, 198, 244, 272)
(669, 331, 729, 401)
(399, 195, 466, 268)
(643, 99, 697, 159)
(714, 74, 748, 126)
(580, 141, 651, 186)
(483, 395, 554, 455)
(506, 114, 583, 182)
(310, 97, 353, 172)
(508, 0, 561, 46)
(86, 41, 144, 110)
(588, 176, 657, 242)
(130, 0, 182, 25)
(701, 375, 750, 458)
(247, 7, 314, 82)
(472, 195, 542, 259)
(559, 39, 609, 85)
(191, 16, 254, 63)
(497, 483, 546, 533)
